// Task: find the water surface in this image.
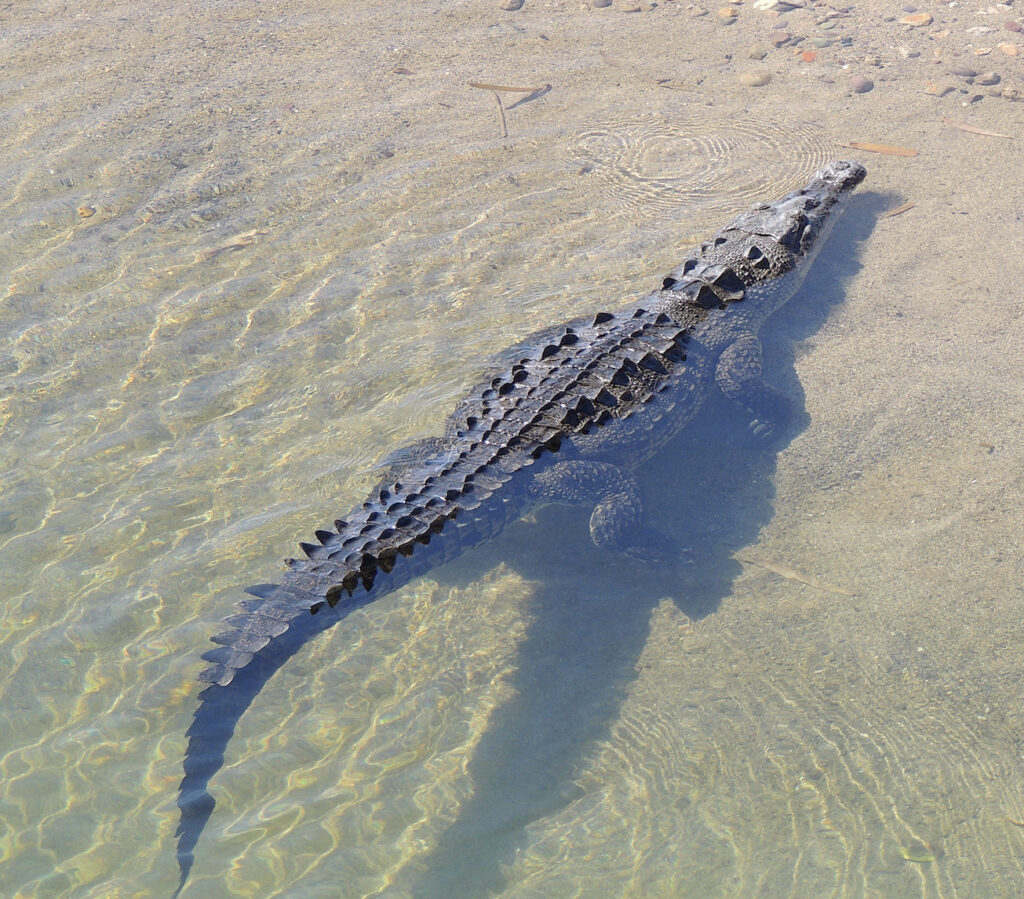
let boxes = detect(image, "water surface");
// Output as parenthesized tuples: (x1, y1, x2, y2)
(3, 1, 1024, 896)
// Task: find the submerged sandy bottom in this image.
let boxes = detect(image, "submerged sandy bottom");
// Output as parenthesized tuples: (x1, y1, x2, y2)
(2, 0, 1024, 895)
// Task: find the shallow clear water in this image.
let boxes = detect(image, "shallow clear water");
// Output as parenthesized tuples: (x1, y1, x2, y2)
(3, 1, 1024, 896)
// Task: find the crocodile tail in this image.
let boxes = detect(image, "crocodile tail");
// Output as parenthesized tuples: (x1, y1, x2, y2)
(174, 579, 369, 895)
(174, 460, 511, 891)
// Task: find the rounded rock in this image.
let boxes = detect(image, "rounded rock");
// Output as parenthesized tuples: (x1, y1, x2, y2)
(748, 44, 769, 59)
(739, 69, 772, 87)
(976, 71, 1001, 85)
(848, 74, 874, 93)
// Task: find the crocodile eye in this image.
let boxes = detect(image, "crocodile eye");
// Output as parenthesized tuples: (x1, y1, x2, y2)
(781, 212, 809, 253)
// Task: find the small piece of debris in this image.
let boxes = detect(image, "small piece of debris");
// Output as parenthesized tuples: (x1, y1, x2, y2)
(200, 229, 268, 260)
(845, 141, 917, 156)
(884, 201, 916, 217)
(734, 552, 856, 597)
(941, 117, 1015, 138)
(468, 81, 544, 93)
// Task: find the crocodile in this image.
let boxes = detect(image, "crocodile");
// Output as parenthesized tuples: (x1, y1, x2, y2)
(173, 159, 866, 894)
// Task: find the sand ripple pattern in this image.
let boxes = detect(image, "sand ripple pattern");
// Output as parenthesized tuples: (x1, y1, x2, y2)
(504, 600, 1024, 896)
(569, 117, 835, 225)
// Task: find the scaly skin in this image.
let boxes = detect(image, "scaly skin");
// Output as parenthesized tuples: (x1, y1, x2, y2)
(173, 159, 866, 894)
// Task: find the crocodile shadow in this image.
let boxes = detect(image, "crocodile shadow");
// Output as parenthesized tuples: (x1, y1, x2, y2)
(400, 192, 883, 898)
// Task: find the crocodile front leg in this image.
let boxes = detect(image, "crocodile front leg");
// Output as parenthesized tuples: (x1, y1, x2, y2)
(715, 332, 793, 438)
(530, 460, 676, 562)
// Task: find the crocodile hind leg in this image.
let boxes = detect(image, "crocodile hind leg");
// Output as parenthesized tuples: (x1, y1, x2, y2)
(529, 460, 676, 563)
(715, 332, 794, 438)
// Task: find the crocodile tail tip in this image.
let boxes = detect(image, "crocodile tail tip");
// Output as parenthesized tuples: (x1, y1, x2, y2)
(176, 579, 341, 891)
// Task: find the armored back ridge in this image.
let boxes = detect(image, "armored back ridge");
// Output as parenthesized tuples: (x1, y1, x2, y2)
(173, 160, 866, 894)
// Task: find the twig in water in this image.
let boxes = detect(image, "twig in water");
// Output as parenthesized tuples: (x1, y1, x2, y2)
(492, 91, 507, 138)
(941, 117, 1015, 139)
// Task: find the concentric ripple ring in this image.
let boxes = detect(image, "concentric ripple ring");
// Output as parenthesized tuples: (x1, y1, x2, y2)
(568, 117, 836, 222)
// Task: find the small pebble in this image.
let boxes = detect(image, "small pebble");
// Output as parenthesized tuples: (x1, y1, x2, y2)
(818, 19, 835, 29)
(902, 3, 916, 11)
(1005, 21, 1023, 33)
(801, 50, 817, 62)
(770, 31, 791, 46)
(998, 42, 1020, 55)
(949, 65, 978, 77)
(849, 74, 874, 92)
(900, 12, 933, 25)
(976, 71, 1001, 84)
(689, 6, 709, 15)
(500, 0, 524, 9)
(591, 0, 613, 6)
(739, 69, 772, 86)
(78, 204, 96, 218)
(811, 37, 833, 47)
(748, 44, 769, 59)
(718, 6, 739, 18)
(924, 81, 956, 96)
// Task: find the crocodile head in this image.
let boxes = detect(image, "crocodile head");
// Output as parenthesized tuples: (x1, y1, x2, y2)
(731, 159, 867, 268)
(662, 160, 866, 314)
